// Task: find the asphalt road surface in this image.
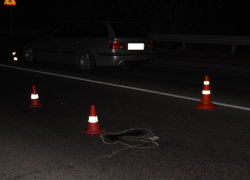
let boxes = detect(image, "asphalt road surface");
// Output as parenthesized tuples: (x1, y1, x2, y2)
(0, 55, 250, 180)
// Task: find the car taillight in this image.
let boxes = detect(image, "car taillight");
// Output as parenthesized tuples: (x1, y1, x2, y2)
(109, 40, 126, 49)
(147, 40, 153, 48)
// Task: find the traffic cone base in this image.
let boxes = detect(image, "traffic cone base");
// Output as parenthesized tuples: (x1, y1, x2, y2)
(83, 121, 105, 135)
(29, 99, 42, 108)
(195, 103, 217, 110)
(83, 127, 105, 135)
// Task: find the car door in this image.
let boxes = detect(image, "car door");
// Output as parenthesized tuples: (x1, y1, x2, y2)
(38, 25, 67, 62)
(59, 23, 88, 64)
(60, 22, 110, 65)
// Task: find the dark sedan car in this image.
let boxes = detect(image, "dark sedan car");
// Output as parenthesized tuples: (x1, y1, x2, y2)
(23, 21, 154, 73)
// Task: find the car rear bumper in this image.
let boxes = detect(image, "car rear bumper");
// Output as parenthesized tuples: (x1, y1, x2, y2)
(96, 52, 154, 66)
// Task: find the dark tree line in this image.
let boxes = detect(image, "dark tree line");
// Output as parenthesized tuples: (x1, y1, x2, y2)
(1, 0, 218, 34)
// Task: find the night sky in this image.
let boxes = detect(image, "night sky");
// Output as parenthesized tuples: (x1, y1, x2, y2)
(0, 0, 249, 36)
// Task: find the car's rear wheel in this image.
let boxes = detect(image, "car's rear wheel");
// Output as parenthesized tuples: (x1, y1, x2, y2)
(24, 47, 35, 64)
(78, 51, 96, 73)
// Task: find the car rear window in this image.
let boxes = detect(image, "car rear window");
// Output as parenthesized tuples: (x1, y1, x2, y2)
(110, 23, 149, 38)
(88, 22, 109, 37)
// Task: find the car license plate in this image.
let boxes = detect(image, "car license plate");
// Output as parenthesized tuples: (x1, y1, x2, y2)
(128, 43, 144, 50)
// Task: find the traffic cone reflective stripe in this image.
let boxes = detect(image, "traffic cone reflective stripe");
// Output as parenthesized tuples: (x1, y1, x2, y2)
(195, 75, 217, 110)
(202, 90, 210, 94)
(83, 105, 105, 135)
(204, 81, 209, 85)
(31, 94, 39, 99)
(88, 116, 98, 123)
(29, 85, 42, 108)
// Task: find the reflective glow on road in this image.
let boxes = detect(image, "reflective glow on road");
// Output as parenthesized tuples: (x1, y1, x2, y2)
(1, 64, 250, 111)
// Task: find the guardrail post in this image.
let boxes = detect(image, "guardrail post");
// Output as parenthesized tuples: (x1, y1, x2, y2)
(182, 42, 186, 50)
(231, 45, 236, 53)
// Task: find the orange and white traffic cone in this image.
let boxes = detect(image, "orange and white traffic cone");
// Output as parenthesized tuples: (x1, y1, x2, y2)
(29, 85, 42, 108)
(12, 50, 18, 65)
(195, 75, 217, 110)
(83, 105, 105, 135)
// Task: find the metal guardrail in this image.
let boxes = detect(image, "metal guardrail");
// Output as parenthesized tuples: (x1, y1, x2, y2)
(1, 30, 250, 53)
(149, 34, 250, 53)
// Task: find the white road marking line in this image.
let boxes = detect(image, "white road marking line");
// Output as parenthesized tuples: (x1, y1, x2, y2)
(1, 64, 250, 111)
